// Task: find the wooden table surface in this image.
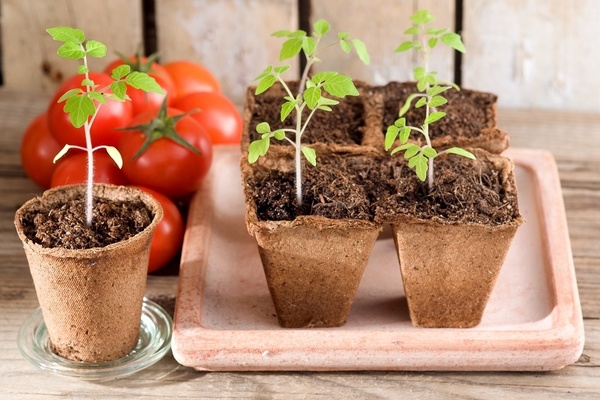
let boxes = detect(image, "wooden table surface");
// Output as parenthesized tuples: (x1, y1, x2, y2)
(1, 90, 598, 399)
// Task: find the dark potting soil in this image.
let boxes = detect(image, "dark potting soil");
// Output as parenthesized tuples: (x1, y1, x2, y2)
(249, 153, 383, 222)
(376, 154, 520, 225)
(248, 81, 366, 145)
(380, 81, 497, 141)
(20, 196, 152, 250)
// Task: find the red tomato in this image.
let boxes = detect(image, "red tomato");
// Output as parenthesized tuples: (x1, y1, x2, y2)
(163, 60, 220, 99)
(48, 72, 133, 147)
(103, 57, 177, 116)
(173, 92, 242, 145)
(118, 107, 212, 199)
(129, 185, 185, 273)
(50, 151, 128, 187)
(20, 113, 65, 189)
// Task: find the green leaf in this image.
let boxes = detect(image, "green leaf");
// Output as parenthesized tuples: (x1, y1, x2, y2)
(352, 39, 370, 65)
(85, 40, 107, 57)
(425, 111, 446, 125)
(88, 90, 107, 104)
(57, 42, 85, 59)
(399, 93, 423, 117)
(288, 30, 307, 38)
(313, 19, 330, 36)
(125, 71, 164, 94)
(303, 37, 316, 56)
(46, 27, 84, 44)
(64, 95, 95, 128)
(441, 32, 466, 53)
(255, 75, 276, 95)
(415, 97, 427, 108)
(404, 144, 420, 159)
(395, 41, 415, 52)
(53, 144, 73, 163)
(399, 127, 412, 143)
(301, 146, 317, 166)
(312, 71, 337, 85)
(385, 125, 399, 150)
(281, 101, 295, 121)
(304, 86, 321, 110)
(410, 9, 434, 25)
(413, 66, 426, 80)
(408, 154, 420, 168)
(427, 85, 452, 96)
(111, 81, 127, 100)
(339, 39, 351, 54)
(318, 97, 339, 106)
(274, 65, 290, 74)
(390, 142, 413, 156)
(428, 95, 447, 108)
(317, 105, 332, 112)
(321, 73, 358, 98)
(428, 37, 438, 49)
(338, 32, 350, 40)
(81, 78, 95, 88)
(248, 139, 269, 163)
(427, 28, 447, 35)
(272, 30, 292, 38)
(445, 147, 476, 159)
(273, 130, 286, 140)
(415, 155, 428, 181)
(280, 38, 303, 60)
(254, 65, 273, 80)
(111, 64, 131, 80)
(57, 88, 81, 103)
(404, 26, 419, 35)
(422, 147, 437, 159)
(256, 122, 271, 134)
(77, 65, 88, 74)
(105, 146, 123, 168)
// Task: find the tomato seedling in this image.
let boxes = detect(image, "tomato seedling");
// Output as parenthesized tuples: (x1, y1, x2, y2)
(384, 9, 474, 191)
(247, 19, 370, 206)
(47, 26, 163, 224)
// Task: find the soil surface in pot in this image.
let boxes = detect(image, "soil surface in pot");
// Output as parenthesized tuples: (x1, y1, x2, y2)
(248, 153, 382, 222)
(376, 154, 520, 225)
(380, 81, 497, 141)
(248, 81, 366, 145)
(19, 195, 152, 249)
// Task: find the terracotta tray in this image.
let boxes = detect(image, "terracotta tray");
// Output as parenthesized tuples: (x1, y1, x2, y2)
(172, 146, 584, 371)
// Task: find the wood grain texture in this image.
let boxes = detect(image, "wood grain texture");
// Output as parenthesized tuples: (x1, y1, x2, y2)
(0, 91, 598, 397)
(154, 0, 298, 105)
(462, 0, 600, 112)
(1, 0, 143, 95)
(310, 0, 457, 85)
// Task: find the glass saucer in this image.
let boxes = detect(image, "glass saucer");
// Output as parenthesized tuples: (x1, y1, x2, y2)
(17, 298, 173, 381)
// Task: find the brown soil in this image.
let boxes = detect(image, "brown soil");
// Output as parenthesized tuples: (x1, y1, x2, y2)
(379, 81, 497, 141)
(19, 195, 152, 249)
(248, 81, 366, 145)
(248, 153, 383, 222)
(375, 153, 520, 225)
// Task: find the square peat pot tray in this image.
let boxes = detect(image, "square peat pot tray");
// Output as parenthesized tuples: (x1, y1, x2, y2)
(171, 146, 584, 372)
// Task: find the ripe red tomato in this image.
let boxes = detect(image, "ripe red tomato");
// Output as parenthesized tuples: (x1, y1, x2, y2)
(50, 151, 128, 187)
(118, 107, 213, 199)
(163, 60, 220, 99)
(103, 57, 177, 116)
(20, 113, 65, 189)
(48, 72, 133, 147)
(173, 92, 242, 145)
(129, 185, 185, 273)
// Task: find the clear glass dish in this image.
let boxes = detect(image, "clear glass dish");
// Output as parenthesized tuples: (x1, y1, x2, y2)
(17, 298, 173, 381)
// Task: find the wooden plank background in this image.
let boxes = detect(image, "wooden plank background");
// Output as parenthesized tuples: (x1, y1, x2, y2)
(1, 0, 599, 110)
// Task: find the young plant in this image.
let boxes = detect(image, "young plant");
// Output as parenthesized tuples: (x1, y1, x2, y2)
(247, 19, 370, 206)
(47, 26, 163, 224)
(384, 9, 474, 191)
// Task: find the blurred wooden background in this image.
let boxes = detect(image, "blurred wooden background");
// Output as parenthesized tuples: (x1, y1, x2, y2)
(1, 0, 599, 112)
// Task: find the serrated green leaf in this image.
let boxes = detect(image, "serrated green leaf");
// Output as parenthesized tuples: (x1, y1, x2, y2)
(338, 32, 350, 40)
(339, 39, 351, 54)
(395, 41, 415, 52)
(81, 78, 95, 88)
(312, 71, 337, 85)
(281, 101, 295, 121)
(303, 37, 316, 56)
(428, 95, 447, 108)
(417, 78, 428, 92)
(57, 42, 85, 59)
(399, 127, 412, 143)
(318, 105, 333, 112)
(408, 154, 420, 168)
(322, 73, 358, 98)
(77, 65, 88, 74)
(313, 19, 330, 36)
(256, 122, 271, 134)
(280, 37, 303, 60)
(46, 27, 84, 44)
(64, 95, 95, 128)
(394, 117, 406, 128)
(390, 142, 413, 156)
(85, 40, 107, 57)
(255, 75, 276, 95)
(273, 130, 286, 140)
(441, 32, 466, 53)
(410, 9, 434, 25)
(422, 147, 437, 159)
(105, 146, 123, 168)
(415, 156, 428, 181)
(301, 146, 317, 166)
(404, 144, 420, 159)
(88, 90, 106, 104)
(111, 64, 131, 80)
(415, 97, 427, 108)
(385, 126, 399, 150)
(248, 139, 269, 163)
(428, 37, 438, 49)
(57, 88, 81, 103)
(53, 144, 73, 163)
(254, 65, 273, 80)
(274, 65, 290, 74)
(352, 39, 370, 65)
(288, 30, 307, 38)
(445, 147, 476, 159)
(272, 30, 292, 38)
(427, 85, 452, 96)
(111, 81, 127, 100)
(125, 71, 163, 94)
(304, 86, 321, 110)
(413, 66, 426, 80)
(318, 97, 339, 106)
(404, 26, 419, 35)
(425, 111, 446, 125)
(427, 28, 447, 35)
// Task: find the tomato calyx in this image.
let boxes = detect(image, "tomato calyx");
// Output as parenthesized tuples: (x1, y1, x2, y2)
(120, 98, 201, 160)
